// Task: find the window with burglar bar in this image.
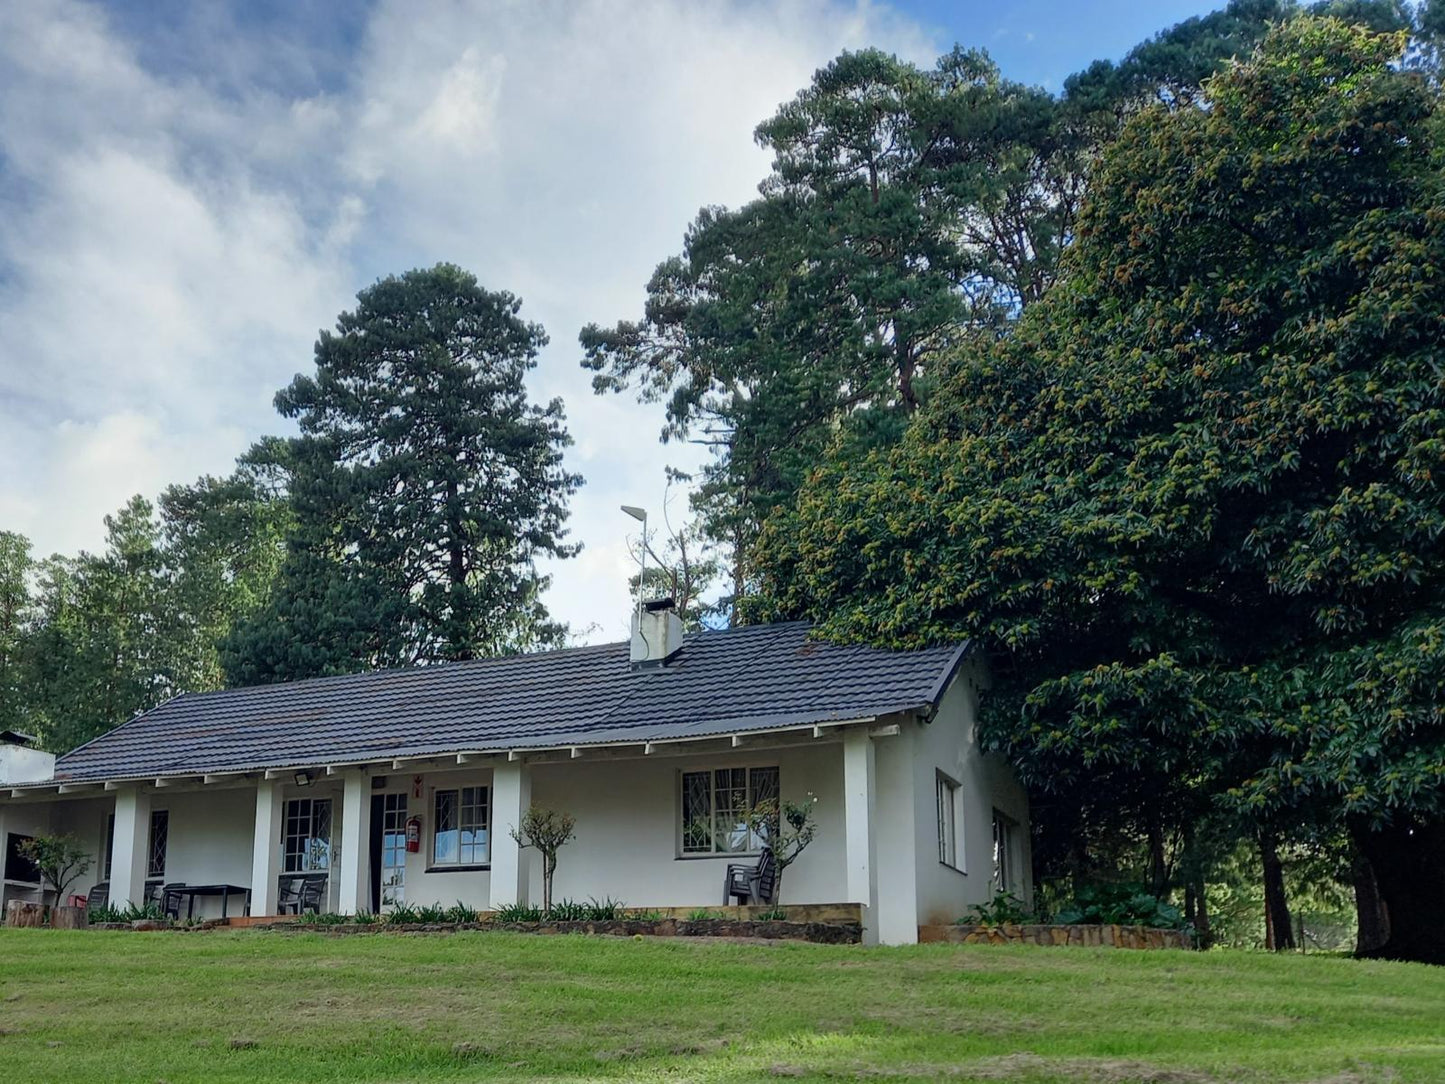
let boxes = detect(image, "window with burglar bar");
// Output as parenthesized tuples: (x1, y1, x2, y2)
(282, 798, 332, 873)
(680, 766, 779, 855)
(433, 786, 490, 866)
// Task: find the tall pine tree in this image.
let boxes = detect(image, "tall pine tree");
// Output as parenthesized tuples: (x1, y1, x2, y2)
(225, 264, 581, 683)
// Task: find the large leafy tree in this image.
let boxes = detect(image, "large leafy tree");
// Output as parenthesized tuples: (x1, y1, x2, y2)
(158, 472, 290, 691)
(582, 48, 1090, 608)
(0, 532, 32, 735)
(582, 2, 1410, 613)
(225, 264, 581, 683)
(22, 498, 168, 752)
(752, 19, 1445, 962)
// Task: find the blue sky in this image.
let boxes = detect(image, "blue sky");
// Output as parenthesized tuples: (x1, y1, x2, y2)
(0, 0, 1224, 642)
(895, 0, 1221, 87)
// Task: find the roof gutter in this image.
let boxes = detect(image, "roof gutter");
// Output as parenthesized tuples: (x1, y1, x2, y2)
(7, 714, 896, 797)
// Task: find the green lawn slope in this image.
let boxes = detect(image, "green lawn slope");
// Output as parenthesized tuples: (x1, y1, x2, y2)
(1, 930, 1441, 1082)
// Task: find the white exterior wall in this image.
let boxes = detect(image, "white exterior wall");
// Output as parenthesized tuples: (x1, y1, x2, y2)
(0, 744, 55, 785)
(910, 660, 1033, 926)
(527, 744, 847, 909)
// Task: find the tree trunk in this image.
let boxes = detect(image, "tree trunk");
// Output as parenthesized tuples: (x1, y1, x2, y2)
(1350, 817, 1445, 965)
(542, 853, 556, 913)
(5, 901, 44, 928)
(1260, 831, 1295, 951)
(1352, 850, 1390, 956)
(1146, 817, 1169, 898)
(50, 905, 88, 930)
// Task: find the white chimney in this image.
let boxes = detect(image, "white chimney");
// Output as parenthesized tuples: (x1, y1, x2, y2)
(0, 731, 55, 785)
(630, 597, 685, 669)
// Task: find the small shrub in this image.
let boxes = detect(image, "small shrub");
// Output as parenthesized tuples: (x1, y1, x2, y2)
(386, 904, 421, 925)
(414, 904, 449, 924)
(1053, 883, 1187, 929)
(495, 902, 543, 923)
(351, 910, 381, 925)
(960, 890, 1031, 927)
(688, 909, 725, 922)
(88, 903, 124, 924)
(546, 899, 589, 922)
(445, 901, 479, 924)
(584, 896, 624, 920)
(629, 909, 663, 922)
(312, 912, 349, 926)
(756, 907, 788, 921)
(119, 903, 166, 923)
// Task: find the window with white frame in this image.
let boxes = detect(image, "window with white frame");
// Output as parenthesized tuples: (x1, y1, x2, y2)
(282, 798, 332, 873)
(433, 786, 490, 866)
(679, 766, 779, 855)
(992, 808, 1017, 893)
(102, 814, 115, 880)
(936, 773, 963, 870)
(99, 811, 172, 880)
(148, 810, 169, 878)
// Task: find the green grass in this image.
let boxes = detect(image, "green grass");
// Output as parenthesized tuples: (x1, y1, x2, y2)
(0, 930, 1442, 1082)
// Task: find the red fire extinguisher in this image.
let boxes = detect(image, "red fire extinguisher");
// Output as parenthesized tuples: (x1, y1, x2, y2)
(405, 816, 422, 853)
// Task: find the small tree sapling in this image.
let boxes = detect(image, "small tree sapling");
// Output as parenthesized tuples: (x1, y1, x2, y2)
(745, 793, 818, 903)
(509, 806, 577, 913)
(17, 834, 93, 906)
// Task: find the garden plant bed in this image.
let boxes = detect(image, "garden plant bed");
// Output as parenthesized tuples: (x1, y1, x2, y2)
(272, 917, 862, 944)
(920, 922, 1192, 949)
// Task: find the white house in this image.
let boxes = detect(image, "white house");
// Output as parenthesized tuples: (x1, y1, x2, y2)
(0, 604, 1030, 944)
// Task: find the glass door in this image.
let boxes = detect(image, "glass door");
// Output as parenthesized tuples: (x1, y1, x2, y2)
(376, 793, 407, 909)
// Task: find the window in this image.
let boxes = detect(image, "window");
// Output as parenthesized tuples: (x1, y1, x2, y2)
(936, 773, 963, 871)
(99, 810, 171, 880)
(148, 811, 168, 879)
(433, 786, 490, 866)
(679, 766, 779, 855)
(283, 798, 333, 874)
(378, 793, 407, 907)
(992, 808, 1017, 893)
(102, 814, 115, 880)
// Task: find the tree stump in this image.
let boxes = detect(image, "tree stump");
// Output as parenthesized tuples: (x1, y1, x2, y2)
(4, 901, 44, 928)
(51, 905, 88, 930)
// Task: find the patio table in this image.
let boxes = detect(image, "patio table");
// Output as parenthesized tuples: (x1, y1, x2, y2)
(170, 884, 252, 920)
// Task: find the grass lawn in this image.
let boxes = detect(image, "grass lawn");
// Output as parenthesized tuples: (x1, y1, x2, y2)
(0, 930, 1442, 1083)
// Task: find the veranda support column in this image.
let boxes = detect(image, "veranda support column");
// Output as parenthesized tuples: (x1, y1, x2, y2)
(110, 787, 152, 910)
(843, 728, 879, 945)
(489, 760, 531, 911)
(338, 770, 372, 915)
(249, 780, 285, 916)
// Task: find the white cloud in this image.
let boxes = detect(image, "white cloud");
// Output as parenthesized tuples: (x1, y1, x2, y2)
(0, 0, 935, 638)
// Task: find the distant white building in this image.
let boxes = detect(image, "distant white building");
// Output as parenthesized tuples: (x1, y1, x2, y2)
(0, 606, 1029, 944)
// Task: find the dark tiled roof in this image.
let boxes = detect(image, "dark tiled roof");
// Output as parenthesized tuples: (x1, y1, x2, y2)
(50, 622, 969, 783)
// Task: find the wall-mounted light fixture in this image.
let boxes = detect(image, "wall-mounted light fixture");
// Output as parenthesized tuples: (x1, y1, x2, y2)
(294, 770, 313, 787)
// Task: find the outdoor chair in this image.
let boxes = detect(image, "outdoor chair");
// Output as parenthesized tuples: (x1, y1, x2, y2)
(276, 875, 305, 915)
(723, 847, 777, 906)
(160, 883, 187, 920)
(296, 875, 328, 914)
(85, 882, 109, 913)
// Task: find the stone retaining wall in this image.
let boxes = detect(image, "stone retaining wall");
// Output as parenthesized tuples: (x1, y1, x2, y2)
(278, 918, 862, 944)
(919, 923, 1192, 950)
(87, 917, 862, 944)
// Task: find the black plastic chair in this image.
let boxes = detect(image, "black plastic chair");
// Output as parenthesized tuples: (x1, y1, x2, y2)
(160, 883, 187, 920)
(276, 875, 305, 915)
(297, 875, 328, 914)
(723, 848, 777, 905)
(86, 882, 109, 913)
